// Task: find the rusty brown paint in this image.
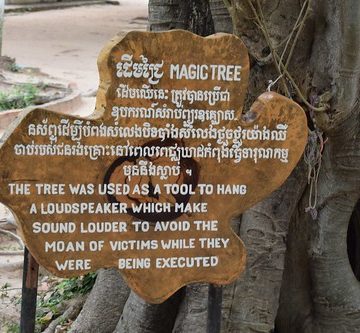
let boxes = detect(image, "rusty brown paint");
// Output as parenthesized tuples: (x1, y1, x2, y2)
(0, 30, 308, 303)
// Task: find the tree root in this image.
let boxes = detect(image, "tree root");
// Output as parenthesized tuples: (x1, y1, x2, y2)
(69, 269, 129, 333)
(42, 296, 86, 333)
(115, 289, 184, 333)
(173, 284, 208, 333)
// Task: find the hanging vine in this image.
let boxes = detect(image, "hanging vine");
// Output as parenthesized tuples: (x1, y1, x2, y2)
(223, 0, 328, 217)
(224, 0, 329, 112)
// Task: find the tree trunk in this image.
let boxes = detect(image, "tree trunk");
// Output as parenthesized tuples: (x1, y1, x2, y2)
(209, 0, 233, 33)
(69, 269, 129, 333)
(228, 0, 360, 332)
(173, 284, 209, 333)
(148, 0, 214, 36)
(115, 290, 184, 333)
(222, 163, 307, 333)
(68, 1, 360, 332)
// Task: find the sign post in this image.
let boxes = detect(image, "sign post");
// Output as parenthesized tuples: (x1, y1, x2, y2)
(20, 248, 39, 333)
(0, 30, 308, 329)
(207, 284, 223, 333)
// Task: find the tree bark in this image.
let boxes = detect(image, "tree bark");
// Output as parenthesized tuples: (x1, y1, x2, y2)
(149, 0, 214, 36)
(222, 0, 360, 331)
(69, 269, 129, 333)
(115, 290, 184, 333)
(172, 284, 208, 333)
(222, 163, 307, 332)
(209, 0, 233, 33)
(110, 3, 216, 332)
(67, 1, 360, 332)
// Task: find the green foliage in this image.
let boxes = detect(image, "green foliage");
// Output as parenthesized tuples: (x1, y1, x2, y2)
(8, 62, 21, 73)
(36, 273, 97, 327)
(0, 282, 11, 299)
(0, 83, 39, 111)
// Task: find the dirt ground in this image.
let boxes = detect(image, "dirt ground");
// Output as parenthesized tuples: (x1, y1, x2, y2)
(0, 1, 147, 330)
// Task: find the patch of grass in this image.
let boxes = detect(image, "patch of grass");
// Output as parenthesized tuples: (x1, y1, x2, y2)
(0, 282, 11, 299)
(0, 83, 39, 111)
(36, 273, 97, 329)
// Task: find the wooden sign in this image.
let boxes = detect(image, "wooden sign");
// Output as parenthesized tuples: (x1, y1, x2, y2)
(0, 30, 307, 303)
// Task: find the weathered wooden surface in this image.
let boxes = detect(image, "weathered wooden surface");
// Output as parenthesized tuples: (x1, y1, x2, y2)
(0, 30, 307, 303)
(20, 248, 39, 333)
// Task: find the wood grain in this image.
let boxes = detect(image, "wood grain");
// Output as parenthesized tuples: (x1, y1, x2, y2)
(0, 30, 308, 303)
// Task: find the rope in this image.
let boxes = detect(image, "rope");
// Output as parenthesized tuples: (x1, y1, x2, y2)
(279, 0, 309, 66)
(244, 0, 327, 112)
(267, 74, 283, 92)
(226, 0, 328, 216)
(245, 0, 290, 96)
(241, 0, 328, 218)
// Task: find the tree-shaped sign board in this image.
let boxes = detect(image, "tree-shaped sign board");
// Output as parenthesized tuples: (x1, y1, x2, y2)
(0, 31, 307, 304)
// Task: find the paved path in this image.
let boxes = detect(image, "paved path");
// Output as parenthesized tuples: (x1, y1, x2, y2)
(3, 0, 147, 93)
(0, 2, 147, 328)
